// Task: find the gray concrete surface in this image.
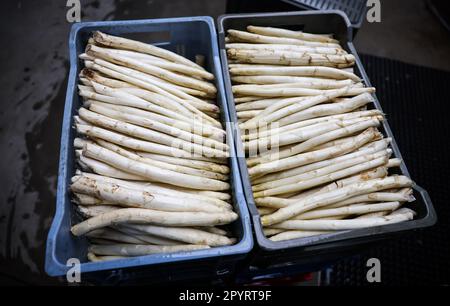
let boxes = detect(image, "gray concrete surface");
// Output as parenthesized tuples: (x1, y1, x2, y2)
(0, 0, 448, 285)
(355, 0, 450, 71)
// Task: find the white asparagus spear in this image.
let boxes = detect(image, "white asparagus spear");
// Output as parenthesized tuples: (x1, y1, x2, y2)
(252, 149, 389, 192)
(90, 58, 217, 112)
(253, 118, 380, 165)
(294, 202, 401, 220)
(269, 230, 333, 241)
(327, 189, 414, 209)
(200, 226, 229, 236)
(235, 81, 362, 90)
(227, 29, 341, 48)
(85, 63, 214, 107)
(234, 96, 265, 103)
(71, 208, 239, 236)
(83, 143, 229, 191)
(236, 98, 283, 111)
(258, 207, 276, 216)
(89, 103, 227, 151)
(232, 83, 371, 98)
(71, 176, 226, 213)
(79, 53, 95, 61)
(387, 158, 402, 168)
(237, 110, 260, 119)
(73, 193, 111, 205)
(270, 208, 415, 231)
(83, 48, 168, 63)
(78, 152, 147, 180)
(226, 43, 345, 55)
(252, 140, 390, 186)
(77, 205, 119, 218)
(87, 253, 128, 262)
(276, 93, 375, 127)
(79, 108, 228, 158)
(229, 65, 361, 82)
(260, 167, 387, 209)
(284, 166, 389, 205)
(89, 244, 209, 256)
(241, 97, 309, 129)
(88, 66, 214, 101)
(231, 75, 354, 87)
(88, 100, 224, 141)
(123, 224, 235, 247)
(253, 155, 388, 197)
(243, 110, 383, 141)
(250, 115, 382, 149)
(227, 49, 354, 67)
(130, 76, 212, 98)
(313, 166, 390, 196)
(95, 139, 226, 181)
(78, 172, 232, 210)
(182, 189, 231, 201)
(263, 228, 285, 237)
(86, 60, 221, 127)
(74, 120, 166, 157)
(113, 226, 182, 245)
(309, 135, 362, 151)
(246, 26, 339, 43)
(87, 45, 217, 94)
(241, 86, 355, 129)
(137, 152, 229, 173)
(355, 211, 389, 219)
(85, 45, 214, 79)
(74, 111, 90, 124)
(261, 176, 413, 226)
(86, 228, 150, 245)
(121, 87, 218, 113)
(245, 117, 379, 153)
(82, 69, 201, 115)
(105, 172, 231, 201)
(76, 123, 226, 163)
(89, 77, 219, 126)
(248, 128, 377, 177)
(79, 77, 93, 87)
(253, 134, 384, 176)
(94, 139, 228, 181)
(93, 31, 204, 69)
(80, 69, 134, 88)
(80, 83, 194, 124)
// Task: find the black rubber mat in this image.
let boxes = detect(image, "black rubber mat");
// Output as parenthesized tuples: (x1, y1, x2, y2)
(282, 0, 367, 26)
(325, 54, 450, 286)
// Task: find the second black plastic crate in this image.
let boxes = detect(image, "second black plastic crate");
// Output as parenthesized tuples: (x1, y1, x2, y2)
(217, 10, 436, 274)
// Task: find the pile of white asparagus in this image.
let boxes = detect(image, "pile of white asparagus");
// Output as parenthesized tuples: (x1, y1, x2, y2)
(70, 31, 238, 261)
(226, 26, 416, 242)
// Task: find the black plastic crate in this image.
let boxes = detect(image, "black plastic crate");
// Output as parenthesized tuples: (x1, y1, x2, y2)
(45, 16, 253, 284)
(217, 10, 436, 278)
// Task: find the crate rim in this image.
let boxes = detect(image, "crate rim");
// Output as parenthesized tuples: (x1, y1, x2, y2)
(45, 16, 253, 277)
(218, 9, 352, 34)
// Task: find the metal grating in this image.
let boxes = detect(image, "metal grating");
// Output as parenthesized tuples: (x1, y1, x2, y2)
(325, 54, 450, 286)
(283, 0, 367, 26)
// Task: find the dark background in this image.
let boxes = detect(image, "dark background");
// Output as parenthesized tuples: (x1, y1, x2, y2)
(0, 0, 449, 285)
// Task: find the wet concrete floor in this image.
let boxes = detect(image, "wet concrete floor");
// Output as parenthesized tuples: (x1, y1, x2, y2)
(0, 0, 448, 285)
